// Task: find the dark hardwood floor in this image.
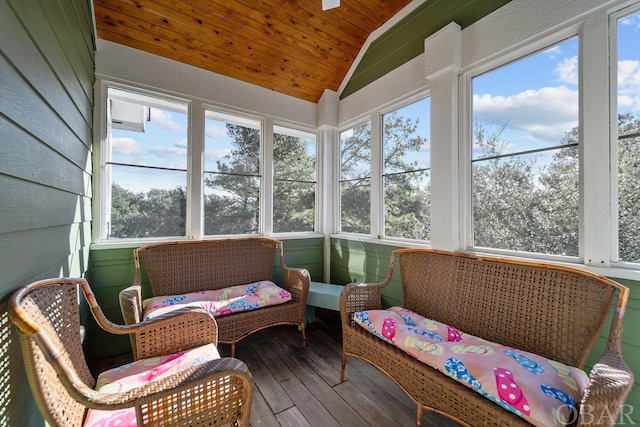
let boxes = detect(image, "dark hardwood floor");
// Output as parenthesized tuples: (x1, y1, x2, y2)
(91, 309, 459, 427)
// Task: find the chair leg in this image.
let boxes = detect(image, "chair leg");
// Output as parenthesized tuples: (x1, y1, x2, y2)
(300, 324, 306, 349)
(340, 352, 346, 382)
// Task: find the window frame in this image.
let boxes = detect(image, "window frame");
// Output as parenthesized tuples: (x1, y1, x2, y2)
(380, 95, 432, 243)
(610, 3, 640, 268)
(461, 31, 584, 264)
(272, 125, 319, 235)
(93, 80, 320, 245)
(338, 119, 373, 236)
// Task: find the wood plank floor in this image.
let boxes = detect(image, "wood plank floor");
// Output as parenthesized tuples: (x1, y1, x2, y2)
(91, 309, 459, 427)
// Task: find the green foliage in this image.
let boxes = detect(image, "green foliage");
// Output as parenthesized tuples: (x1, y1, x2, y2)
(618, 114, 640, 262)
(110, 184, 186, 238)
(472, 123, 579, 255)
(341, 122, 372, 234)
(204, 125, 261, 235)
(109, 112, 640, 262)
(382, 112, 430, 240)
(273, 133, 316, 233)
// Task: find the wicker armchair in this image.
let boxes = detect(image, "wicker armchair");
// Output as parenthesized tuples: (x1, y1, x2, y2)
(8, 277, 254, 427)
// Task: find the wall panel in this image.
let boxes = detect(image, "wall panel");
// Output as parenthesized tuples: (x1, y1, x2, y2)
(0, 0, 94, 425)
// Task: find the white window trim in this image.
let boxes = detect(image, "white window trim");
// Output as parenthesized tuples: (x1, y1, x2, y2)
(92, 80, 322, 247)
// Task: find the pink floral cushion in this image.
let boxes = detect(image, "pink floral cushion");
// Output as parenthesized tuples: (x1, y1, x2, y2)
(83, 343, 220, 427)
(354, 307, 589, 427)
(142, 280, 291, 320)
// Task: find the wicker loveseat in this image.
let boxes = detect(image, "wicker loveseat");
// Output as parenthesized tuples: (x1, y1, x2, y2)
(120, 237, 310, 356)
(340, 248, 633, 427)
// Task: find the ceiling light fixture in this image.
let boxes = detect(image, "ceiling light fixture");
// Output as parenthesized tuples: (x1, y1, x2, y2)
(322, 0, 340, 11)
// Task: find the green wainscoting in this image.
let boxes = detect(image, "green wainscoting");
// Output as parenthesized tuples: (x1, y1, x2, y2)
(85, 237, 325, 360)
(329, 237, 640, 425)
(329, 237, 403, 307)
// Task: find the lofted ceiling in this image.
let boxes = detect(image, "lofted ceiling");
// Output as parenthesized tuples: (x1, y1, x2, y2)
(93, 1, 509, 103)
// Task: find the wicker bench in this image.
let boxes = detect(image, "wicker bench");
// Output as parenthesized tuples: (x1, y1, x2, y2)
(120, 237, 310, 356)
(340, 248, 633, 427)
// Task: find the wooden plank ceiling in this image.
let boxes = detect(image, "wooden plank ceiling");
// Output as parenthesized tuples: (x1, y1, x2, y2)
(93, 0, 413, 103)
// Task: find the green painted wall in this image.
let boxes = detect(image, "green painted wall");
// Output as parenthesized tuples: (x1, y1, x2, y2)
(340, 0, 512, 99)
(330, 237, 640, 425)
(85, 237, 325, 359)
(0, 0, 95, 425)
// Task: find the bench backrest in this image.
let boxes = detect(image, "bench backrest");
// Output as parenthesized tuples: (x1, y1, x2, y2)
(135, 237, 280, 296)
(395, 248, 627, 368)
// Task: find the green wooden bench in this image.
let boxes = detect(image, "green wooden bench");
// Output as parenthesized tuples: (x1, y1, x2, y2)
(304, 281, 343, 324)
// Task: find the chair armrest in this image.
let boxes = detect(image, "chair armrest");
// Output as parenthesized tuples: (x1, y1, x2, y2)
(579, 288, 633, 427)
(119, 285, 143, 325)
(579, 351, 634, 426)
(339, 281, 387, 327)
(132, 308, 219, 360)
(281, 265, 311, 306)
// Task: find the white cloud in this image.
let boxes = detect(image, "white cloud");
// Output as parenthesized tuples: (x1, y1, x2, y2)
(112, 137, 142, 156)
(473, 86, 578, 143)
(556, 56, 578, 85)
(619, 14, 640, 29)
(543, 45, 563, 59)
(150, 146, 187, 157)
(206, 123, 228, 138)
(618, 60, 640, 112)
(149, 108, 181, 131)
(205, 148, 232, 163)
(175, 138, 188, 149)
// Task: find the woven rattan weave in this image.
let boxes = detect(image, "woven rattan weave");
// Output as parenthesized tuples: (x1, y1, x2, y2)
(120, 237, 310, 357)
(339, 249, 633, 427)
(8, 277, 254, 427)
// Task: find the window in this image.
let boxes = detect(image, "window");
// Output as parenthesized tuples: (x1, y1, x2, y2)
(471, 37, 579, 256)
(204, 111, 261, 235)
(382, 98, 431, 240)
(99, 85, 319, 242)
(273, 126, 317, 233)
(340, 122, 371, 234)
(105, 88, 188, 239)
(615, 9, 640, 264)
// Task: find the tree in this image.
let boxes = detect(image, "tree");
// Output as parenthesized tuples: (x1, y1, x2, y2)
(617, 114, 640, 262)
(340, 122, 372, 234)
(382, 112, 430, 240)
(273, 133, 316, 232)
(204, 125, 260, 235)
(110, 184, 185, 238)
(109, 111, 639, 262)
(472, 122, 541, 251)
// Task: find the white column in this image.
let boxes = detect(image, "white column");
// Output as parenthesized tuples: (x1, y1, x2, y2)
(188, 102, 205, 238)
(262, 116, 274, 236)
(317, 89, 339, 281)
(425, 23, 462, 251)
(581, 11, 611, 267)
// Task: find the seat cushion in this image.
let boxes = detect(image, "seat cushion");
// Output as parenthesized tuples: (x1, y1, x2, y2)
(354, 307, 589, 427)
(83, 343, 220, 427)
(142, 280, 291, 320)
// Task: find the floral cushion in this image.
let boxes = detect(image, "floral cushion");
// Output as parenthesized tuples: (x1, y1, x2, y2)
(83, 343, 220, 427)
(142, 280, 291, 320)
(354, 307, 589, 427)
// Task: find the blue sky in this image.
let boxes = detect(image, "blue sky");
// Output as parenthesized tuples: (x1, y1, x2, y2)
(112, 11, 640, 192)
